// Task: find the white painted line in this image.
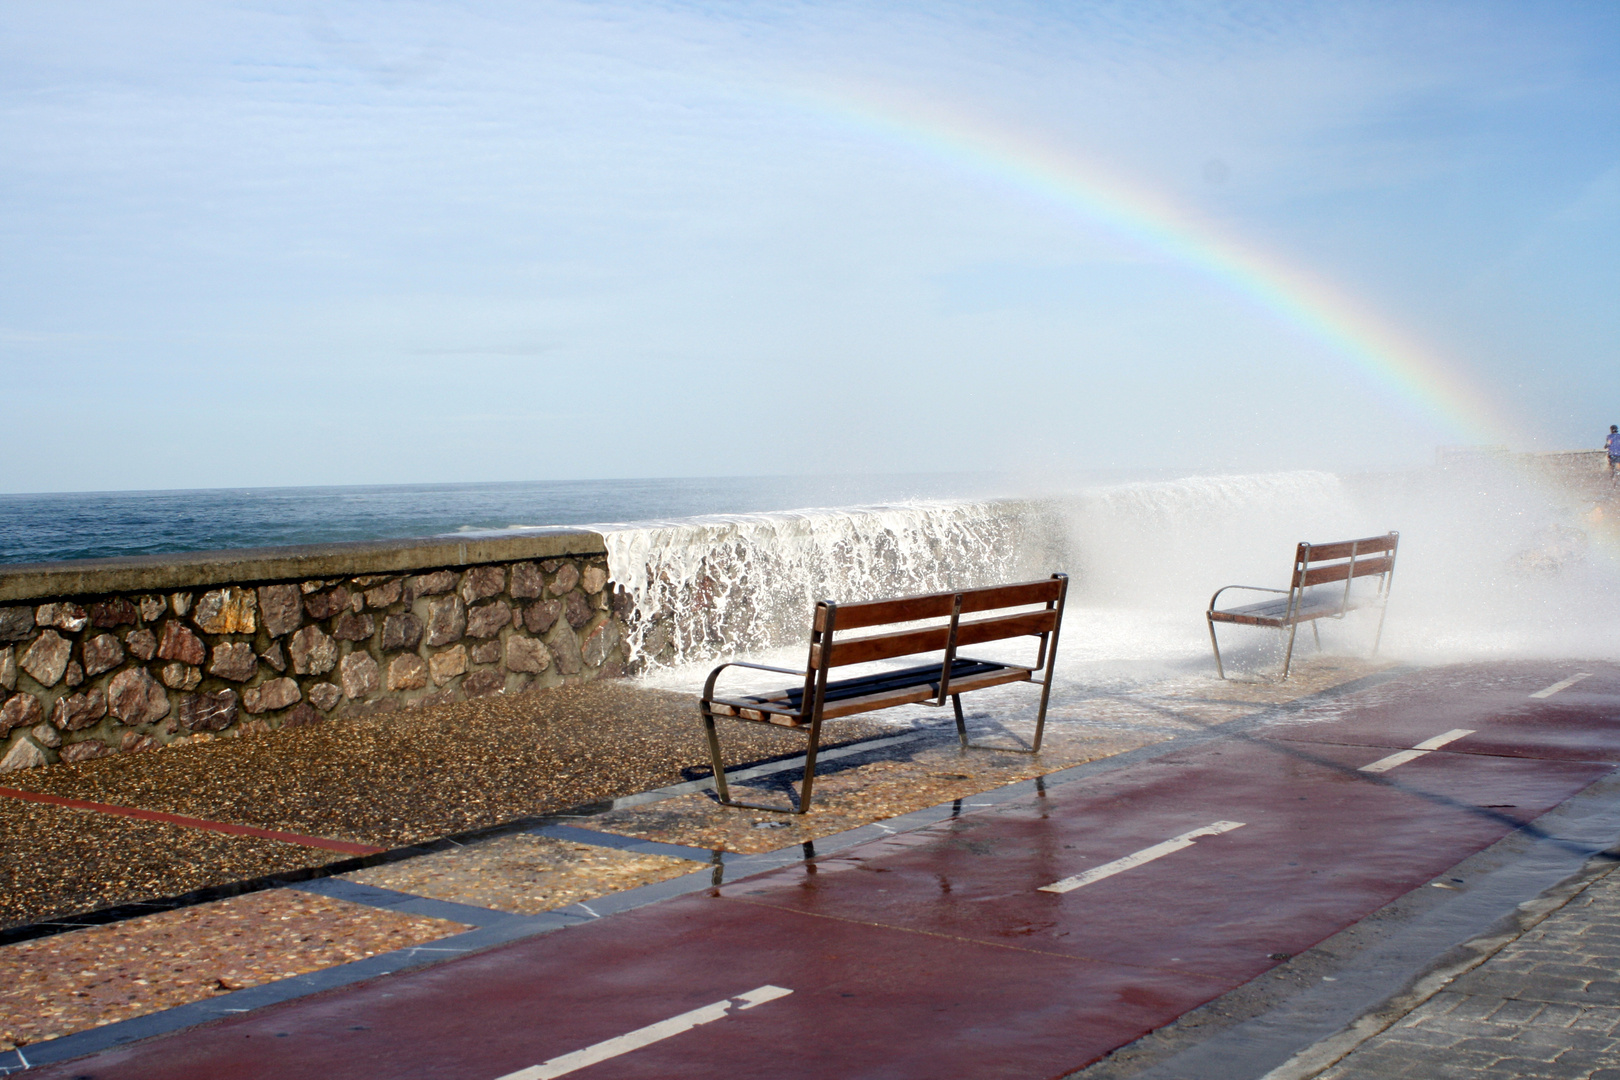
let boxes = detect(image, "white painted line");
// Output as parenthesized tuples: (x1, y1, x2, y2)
(495, 985, 793, 1080)
(1531, 673, 1591, 699)
(1038, 821, 1245, 894)
(1359, 729, 1475, 774)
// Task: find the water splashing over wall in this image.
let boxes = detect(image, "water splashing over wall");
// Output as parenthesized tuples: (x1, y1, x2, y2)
(598, 501, 1063, 671)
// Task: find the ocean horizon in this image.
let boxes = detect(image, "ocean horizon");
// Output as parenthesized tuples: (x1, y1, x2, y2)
(0, 470, 1176, 566)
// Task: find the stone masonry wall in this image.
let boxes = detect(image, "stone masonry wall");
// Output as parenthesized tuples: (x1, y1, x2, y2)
(0, 539, 632, 775)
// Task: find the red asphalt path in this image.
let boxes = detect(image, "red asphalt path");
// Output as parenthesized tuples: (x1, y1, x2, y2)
(30, 662, 1620, 1080)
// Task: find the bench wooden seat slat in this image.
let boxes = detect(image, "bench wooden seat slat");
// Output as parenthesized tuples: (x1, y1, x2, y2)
(701, 574, 1069, 813)
(1207, 532, 1398, 679)
(707, 659, 1034, 725)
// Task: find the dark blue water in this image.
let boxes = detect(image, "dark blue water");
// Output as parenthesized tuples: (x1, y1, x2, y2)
(0, 474, 1021, 565)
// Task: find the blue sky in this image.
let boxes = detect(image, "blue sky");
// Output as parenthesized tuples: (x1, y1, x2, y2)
(2, 1, 1616, 491)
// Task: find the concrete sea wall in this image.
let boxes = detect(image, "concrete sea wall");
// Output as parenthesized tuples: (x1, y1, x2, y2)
(0, 531, 631, 774)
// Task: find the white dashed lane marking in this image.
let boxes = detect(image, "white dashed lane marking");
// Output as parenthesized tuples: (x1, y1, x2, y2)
(1530, 673, 1591, 699)
(1038, 821, 1246, 895)
(495, 985, 793, 1080)
(1359, 729, 1475, 774)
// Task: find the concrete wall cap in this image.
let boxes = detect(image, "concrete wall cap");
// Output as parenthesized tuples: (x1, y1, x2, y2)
(0, 529, 609, 603)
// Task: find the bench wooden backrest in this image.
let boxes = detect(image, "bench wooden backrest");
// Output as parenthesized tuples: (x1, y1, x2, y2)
(1291, 533, 1399, 590)
(808, 576, 1067, 670)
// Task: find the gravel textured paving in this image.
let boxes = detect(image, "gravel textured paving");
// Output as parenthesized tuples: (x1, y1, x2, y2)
(0, 799, 347, 932)
(0, 889, 466, 1052)
(343, 834, 700, 915)
(0, 681, 889, 930)
(3, 682, 854, 849)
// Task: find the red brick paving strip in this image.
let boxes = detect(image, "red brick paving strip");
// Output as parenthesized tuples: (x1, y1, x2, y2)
(0, 786, 384, 856)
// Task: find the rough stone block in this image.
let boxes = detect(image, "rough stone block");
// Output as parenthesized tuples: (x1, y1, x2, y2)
(0, 693, 43, 737)
(0, 607, 33, 642)
(364, 580, 403, 609)
(282, 702, 321, 728)
(193, 588, 257, 634)
(341, 651, 380, 699)
(243, 678, 300, 715)
(510, 562, 543, 599)
(288, 625, 338, 675)
(524, 600, 561, 634)
(21, 631, 72, 687)
(170, 592, 193, 617)
(582, 566, 608, 594)
(90, 598, 138, 628)
(308, 682, 342, 711)
(405, 570, 456, 601)
(60, 740, 110, 763)
(303, 586, 352, 621)
(179, 689, 240, 731)
(108, 667, 171, 725)
(1, 737, 48, 772)
(387, 653, 428, 691)
(470, 639, 500, 665)
(64, 661, 84, 688)
(160, 662, 202, 691)
(52, 689, 108, 731)
(506, 636, 552, 674)
(156, 622, 207, 666)
(208, 641, 258, 682)
(549, 563, 581, 596)
(35, 603, 88, 632)
(430, 645, 468, 686)
(550, 625, 583, 676)
(331, 611, 376, 642)
(460, 566, 506, 603)
(463, 670, 504, 697)
(260, 641, 287, 672)
(120, 732, 158, 753)
(583, 621, 619, 667)
(382, 612, 424, 651)
(424, 596, 466, 646)
(126, 628, 158, 661)
(257, 584, 303, 638)
(81, 634, 125, 677)
(138, 596, 166, 622)
(0, 646, 12, 691)
(564, 592, 591, 630)
(30, 722, 60, 749)
(465, 601, 512, 639)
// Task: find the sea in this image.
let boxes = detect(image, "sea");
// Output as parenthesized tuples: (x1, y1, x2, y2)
(3, 466, 1615, 690)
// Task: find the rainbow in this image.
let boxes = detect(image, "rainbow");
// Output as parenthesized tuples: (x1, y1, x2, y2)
(806, 89, 1519, 446)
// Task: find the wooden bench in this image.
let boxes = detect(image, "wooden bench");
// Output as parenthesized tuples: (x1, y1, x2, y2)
(1207, 532, 1398, 679)
(700, 574, 1069, 813)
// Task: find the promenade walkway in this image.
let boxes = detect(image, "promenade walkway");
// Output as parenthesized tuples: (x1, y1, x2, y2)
(5, 658, 1618, 1078)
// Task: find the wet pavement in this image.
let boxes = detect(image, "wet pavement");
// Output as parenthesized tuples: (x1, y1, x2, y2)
(4, 658, 1617, 1077)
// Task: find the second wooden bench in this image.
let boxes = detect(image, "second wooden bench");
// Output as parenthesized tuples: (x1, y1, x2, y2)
(700, 574, 1069, 813)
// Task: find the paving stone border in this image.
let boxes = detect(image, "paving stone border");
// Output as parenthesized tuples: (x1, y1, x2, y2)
(0, 532, 635, 773)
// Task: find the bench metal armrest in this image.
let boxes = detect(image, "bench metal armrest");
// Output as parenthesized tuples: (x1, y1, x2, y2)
(702, 660, 809, 701)
(1208, 584, 1287, 613)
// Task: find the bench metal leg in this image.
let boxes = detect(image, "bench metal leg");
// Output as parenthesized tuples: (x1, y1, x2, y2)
(1281, 622, 1300, 679)
(700, 704, 820, 815)
(1208, 616, 1227, 679)
(954, 691, 1043, 754)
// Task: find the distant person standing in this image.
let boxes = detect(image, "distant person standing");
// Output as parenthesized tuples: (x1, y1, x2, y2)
(1608, 425, 1620, 481)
